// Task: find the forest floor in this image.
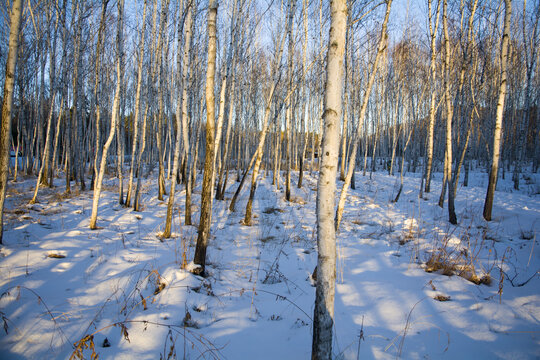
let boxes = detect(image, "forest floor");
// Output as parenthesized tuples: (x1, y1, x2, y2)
(0, 167, 539, 359)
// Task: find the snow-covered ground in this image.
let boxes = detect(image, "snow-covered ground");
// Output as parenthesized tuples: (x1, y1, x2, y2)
(0, 168, 538, 359)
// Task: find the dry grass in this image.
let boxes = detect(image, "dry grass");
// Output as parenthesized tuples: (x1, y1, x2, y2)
(424, 232, 493, 285)
(433, 294, 451, 302)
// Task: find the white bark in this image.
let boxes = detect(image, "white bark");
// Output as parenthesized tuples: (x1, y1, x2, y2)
(193, 0, 219, 275)
(311, 0, 347, 357)
(164, 1, 193, 238)
(90, 0, 124, 230)
(0, 0, 23, 244)
(334, 0, 392, 231)
(483, 0, 511, 221)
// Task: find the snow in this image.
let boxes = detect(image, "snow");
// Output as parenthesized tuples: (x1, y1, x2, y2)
(0, 169, 538, 359)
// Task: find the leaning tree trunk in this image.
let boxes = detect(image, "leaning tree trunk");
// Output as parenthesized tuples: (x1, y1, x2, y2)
(30, 94, 56, 204)
(89, 0, 124, 230)
(163, 1, 192, 238)
(0, 0, 23, 244)
(243, 32, 287, 225)
(125, 0, 147, 207)
(334, 0, 392, 231)
(193, 0, 219, 276)
(312, 0, 347, 357)
(484, 0, 511, 221)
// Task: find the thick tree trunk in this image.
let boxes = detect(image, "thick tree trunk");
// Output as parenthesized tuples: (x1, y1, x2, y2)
(0, 0, 23, 244)
(312, 0, 346, 357)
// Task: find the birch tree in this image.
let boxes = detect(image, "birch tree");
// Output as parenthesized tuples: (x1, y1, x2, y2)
(125, 0, 147, 207)
(0, 0, 24, 244)
(311, 0, 346, 357)
(163, 0, 193, 239)
(334, 0, 392, 231)
(438, 0, 457, 225)
(424, 0, 441, 194)
(89, 0, 125, 230)
(483, 0, 511, 221)
(284, 0, 297, 202)
(193, 0, 219, 276)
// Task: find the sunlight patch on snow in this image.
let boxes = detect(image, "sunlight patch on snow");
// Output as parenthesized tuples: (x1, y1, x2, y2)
(336, 283, 365, 307)
(51, 262, 74, 273)
(351, 258, 381, 274)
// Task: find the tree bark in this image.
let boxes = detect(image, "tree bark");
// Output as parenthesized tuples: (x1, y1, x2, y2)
(334, 0, 392, 231)
(484, 0, 511, 221)
(424, 0, 441, 194)
(164, 1, 192, 238)
(0, 0, 23, 244)
(440, 0, 457, 224)
(125, 0, 147, 207)
(90, 0, 125, 230)
(193, 0, 219, 275)
(312, 0, 346, 357)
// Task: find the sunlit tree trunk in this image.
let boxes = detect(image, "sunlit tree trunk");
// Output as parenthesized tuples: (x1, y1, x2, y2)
(424, 0, 441, 194)
(284, 0, 297, 202)
(484, 0, 511, 221)
(90, 0, 124, 230)
(297, 0, 309, 189)
(156, 0, 170, 201)
(164, 1, 192, 238)
(90, 0, 109, 191)
(243, 33, 287, 225)
(0, 0, 23, 244)
(334, 0, 392, 231)
(125, 0, 147, 207)
(312, 0, 346, 357)
(439, 0, 457, 224)
(49, 0, 69, 188)
(193, 0, 219, 275)
(30, 94, 56, 204)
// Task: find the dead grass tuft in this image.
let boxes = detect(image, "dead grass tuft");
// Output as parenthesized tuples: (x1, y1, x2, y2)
(433, 294, 451, 301)
(263, 207, 285, 214)
(424, 229, 494, 286)
(47, 253, 66, 259)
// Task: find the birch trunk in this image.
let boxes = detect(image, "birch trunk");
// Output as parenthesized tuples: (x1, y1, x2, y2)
(243, 32, 287, 225)
(0, 0, 23, 244)
(193, 0, 219, 275)
(30, 94, 56, 204)
(311, 0, 346, 357)
(125, 0, 147, 207)
(441, 0, 457, 224)
(284, 0, 297, 202)
(164, 2, 192, 238)
(483, 0, 511, 221)
(90, 0, 124, 230)
(334, 0, 392, 231)
(297, 0, 309, 188)
(424, 0, 441, 194)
